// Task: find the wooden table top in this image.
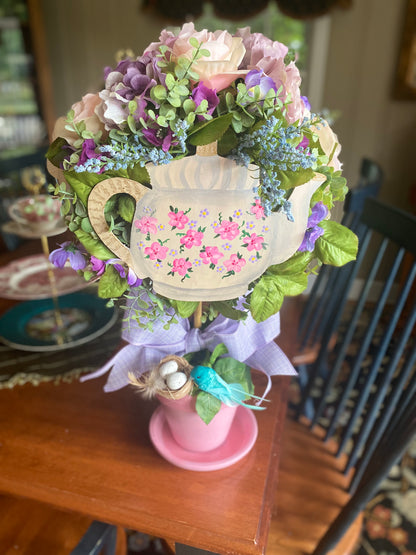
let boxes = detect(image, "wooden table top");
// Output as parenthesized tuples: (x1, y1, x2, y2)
(0, 240, 297, 555)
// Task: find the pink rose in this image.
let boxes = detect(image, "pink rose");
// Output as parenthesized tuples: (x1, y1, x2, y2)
(180, 229, 204, 249)
(168, 210, 189, 229)
(134, 216, 158, 234)
(143, 29, 177, 55)
(224, 254, 246, 273)
(217, 220, 239, 240)
(235, 28, 305, 124)
(235, 28, 288, 67)
(312, 120, 342, 172)
(172, 258, 192, 276)
(172, 23, 247, 91)
(244, 233, 264, 251)
(200, 246, 223, 265)
(144, 242, 169, 260)
(52, 93, 106, 146)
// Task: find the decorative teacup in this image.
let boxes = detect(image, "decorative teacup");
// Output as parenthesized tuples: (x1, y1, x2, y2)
(88, 149, 324, 301)
(8, 194, 62, 234)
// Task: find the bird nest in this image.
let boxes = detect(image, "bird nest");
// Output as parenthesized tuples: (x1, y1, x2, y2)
(128, 354, 194, 400)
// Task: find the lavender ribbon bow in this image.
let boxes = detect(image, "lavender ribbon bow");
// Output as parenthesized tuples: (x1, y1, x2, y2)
(81, 299, 296, 396)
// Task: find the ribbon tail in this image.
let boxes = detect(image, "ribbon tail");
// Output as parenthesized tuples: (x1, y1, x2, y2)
(244, 340, 297, 403)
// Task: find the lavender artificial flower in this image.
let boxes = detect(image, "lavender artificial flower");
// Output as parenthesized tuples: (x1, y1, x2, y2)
(298, 202, 329, 252)
(142, 126, 177, 152)
(191, 82, 219, 119)
(301, 95, 311, 111)
(49, 242, 87, 270)
(245, 69, 277, 98)
(91, 256, 142, 287)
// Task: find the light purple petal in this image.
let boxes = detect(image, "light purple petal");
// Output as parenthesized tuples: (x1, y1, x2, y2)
(307, 202, 328, 228)
(68, 250, 87, 270)
(127, 268, 142, 287)
(49, 249, 68, 268)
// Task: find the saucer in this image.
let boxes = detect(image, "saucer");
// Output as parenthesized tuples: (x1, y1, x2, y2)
(0, 254, 97, 300)
(0, 292, 118, 352)
(149, 405, 258, 471)
(2, 219, 67, 238)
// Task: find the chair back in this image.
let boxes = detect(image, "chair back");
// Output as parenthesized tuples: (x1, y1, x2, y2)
(298, 158, 383, 356)
(296, 197, 415, 554)
(298, 196, 415, 481)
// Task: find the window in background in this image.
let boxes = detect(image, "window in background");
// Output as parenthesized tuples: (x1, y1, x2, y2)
(193, 1, 331, 111)
(0, 0, 46, 154)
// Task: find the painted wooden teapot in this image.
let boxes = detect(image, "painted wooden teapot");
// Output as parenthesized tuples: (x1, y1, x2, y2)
(88, 144, 324, 301)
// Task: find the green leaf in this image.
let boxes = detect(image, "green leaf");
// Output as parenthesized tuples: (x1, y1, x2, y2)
(165, 73, 176, 90)
(118, 195, 135, 222)
(273, 272, 308, 296)
(315, 220, 358, 266)
(151, 84, 167, 101)
(276, 167, 315, 190)
(267, 251, 313, 275)
(126, 164, 150, 184)
(64, 171, 104, 206)
(217, 127, 238, 155)
(208, 343, 229, 367)
(188, 113, 233, 146)
(195, 391, 221, 425)
(250, 275, 284, 322)
(74, 228, 114, 260)
(80, 217, 94, 233)
(214, 357, 254, 396)
(211, 301, 247, 321)
(189, 36, 200, 49)
(98, 264, 128, 298)
(46, 137, 68, 168)
(170, 299, 199, 319)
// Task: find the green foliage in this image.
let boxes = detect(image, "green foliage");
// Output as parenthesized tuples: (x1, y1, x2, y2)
(98, 264, 128, 298)
(315, 220, 358, 266)
(188, 113, 233, 146)
(170, 300, 200, 319)
(195, 391, 221, 424)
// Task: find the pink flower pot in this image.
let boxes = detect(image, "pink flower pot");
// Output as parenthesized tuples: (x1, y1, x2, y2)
(157, 394, 238, 452)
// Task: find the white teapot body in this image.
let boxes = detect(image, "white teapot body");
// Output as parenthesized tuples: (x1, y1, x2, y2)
(88, 153, 324, 301)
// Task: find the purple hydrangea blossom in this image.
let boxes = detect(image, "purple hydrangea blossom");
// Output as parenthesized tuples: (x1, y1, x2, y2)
(49, 242, 87, 270)
(79, 139, 101, 166)
(245, 69, 277, 99)
(298, 202, 329, 252)
(99, 54, 164, 129)
(191, 82, 219, 119)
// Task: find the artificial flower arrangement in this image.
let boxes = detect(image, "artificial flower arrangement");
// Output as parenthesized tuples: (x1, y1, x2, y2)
(47, 23, 358, 427)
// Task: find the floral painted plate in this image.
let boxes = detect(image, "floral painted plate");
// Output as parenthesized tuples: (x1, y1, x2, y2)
(0, 292, 118, 352)
(149, 405, 258, 471)
(0, 254, 97, 300)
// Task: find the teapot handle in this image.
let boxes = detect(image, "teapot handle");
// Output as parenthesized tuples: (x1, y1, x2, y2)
(88, 177, 148, 268)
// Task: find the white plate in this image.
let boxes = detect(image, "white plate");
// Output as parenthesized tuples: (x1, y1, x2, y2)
(2, 219, 67, 238)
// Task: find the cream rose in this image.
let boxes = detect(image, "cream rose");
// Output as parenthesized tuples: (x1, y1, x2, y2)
(312, 120, 342, 172)
(52, 93, 106, 146)
(171, 23, 247, 91)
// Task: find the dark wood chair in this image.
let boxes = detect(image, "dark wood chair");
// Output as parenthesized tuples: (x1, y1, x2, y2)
(269, 197, 416, 554)
(0, 495, 126, 554)
(294, 158, 384, 370)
